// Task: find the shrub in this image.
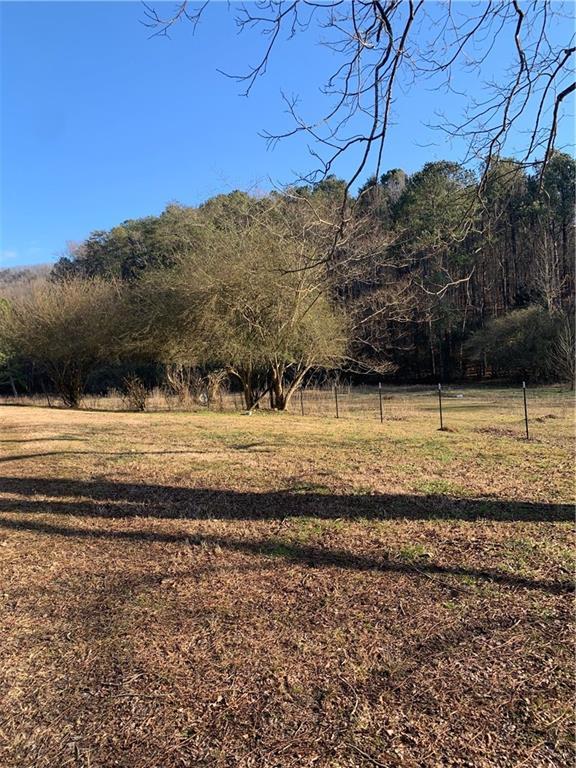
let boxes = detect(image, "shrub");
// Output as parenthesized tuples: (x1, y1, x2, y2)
(121, 375, 148, 411)
(465, 306, 563, 382)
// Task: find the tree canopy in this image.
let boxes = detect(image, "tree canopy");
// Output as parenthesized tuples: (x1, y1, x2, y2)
(1, 152, 574, 407)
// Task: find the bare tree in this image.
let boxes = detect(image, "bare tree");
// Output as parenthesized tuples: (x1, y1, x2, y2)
(124, 193, 348, 410)
(0, 279, 122, 407)
(552, 311, 575, 389)
(143, 1, 575, 201)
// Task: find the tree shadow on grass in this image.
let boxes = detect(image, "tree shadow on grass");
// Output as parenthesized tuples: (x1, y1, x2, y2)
(0, 475, 572, 523)
(0, 437, 88, 445)
(0, 451, 214, 463)
(0, 477, 572, 594)
(0, 514, 572, 595)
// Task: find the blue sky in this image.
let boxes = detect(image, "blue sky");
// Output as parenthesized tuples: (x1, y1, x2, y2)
(1, 1, 574, 267)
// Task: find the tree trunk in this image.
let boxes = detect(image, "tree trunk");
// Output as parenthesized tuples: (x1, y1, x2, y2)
(52, 364, 84, 408)
(243, 380, 258, 410)
(269, 365, 286, 410)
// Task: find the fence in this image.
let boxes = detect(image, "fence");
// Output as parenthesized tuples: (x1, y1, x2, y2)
(284, 383, 571, 440)
(2, 383, 572, 439)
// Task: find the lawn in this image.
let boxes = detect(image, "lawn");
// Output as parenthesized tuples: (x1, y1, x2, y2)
(0, 394, 574, 767)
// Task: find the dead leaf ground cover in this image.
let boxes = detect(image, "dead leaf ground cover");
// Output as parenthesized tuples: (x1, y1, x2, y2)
(0, 393, 574, 767)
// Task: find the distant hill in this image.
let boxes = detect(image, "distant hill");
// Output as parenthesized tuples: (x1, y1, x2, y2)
(0, 264, 51, 298)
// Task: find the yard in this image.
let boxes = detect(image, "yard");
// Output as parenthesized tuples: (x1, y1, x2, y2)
(0, 390, 573, 767)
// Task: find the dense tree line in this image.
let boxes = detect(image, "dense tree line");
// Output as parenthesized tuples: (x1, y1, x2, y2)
(0, 154, 573, 408)
(350, 153, 575, 382)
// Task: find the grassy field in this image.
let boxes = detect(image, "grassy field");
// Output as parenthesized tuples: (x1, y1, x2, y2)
(0, 390, 574, 767)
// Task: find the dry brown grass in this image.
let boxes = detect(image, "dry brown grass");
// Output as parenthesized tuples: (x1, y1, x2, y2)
(0, 397, 574, 767)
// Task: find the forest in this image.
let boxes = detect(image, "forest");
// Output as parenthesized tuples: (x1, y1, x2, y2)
(1, 153, 574, 409)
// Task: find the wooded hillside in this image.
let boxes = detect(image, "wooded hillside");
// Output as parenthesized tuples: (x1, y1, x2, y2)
(1, 154, 574, 404)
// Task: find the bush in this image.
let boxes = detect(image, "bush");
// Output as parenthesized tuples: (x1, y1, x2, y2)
(121, 375, 148, 411)
(0, 279, 122, 407)
(465, 306, 563, 382)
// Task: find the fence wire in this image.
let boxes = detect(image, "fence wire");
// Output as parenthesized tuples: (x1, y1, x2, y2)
(2, 385, 572, 437)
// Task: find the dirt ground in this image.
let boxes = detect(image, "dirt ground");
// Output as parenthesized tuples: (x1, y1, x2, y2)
(0, 395, 573, 767)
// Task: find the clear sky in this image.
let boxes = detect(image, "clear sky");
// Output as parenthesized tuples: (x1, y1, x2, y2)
(1, 1, 574, 267)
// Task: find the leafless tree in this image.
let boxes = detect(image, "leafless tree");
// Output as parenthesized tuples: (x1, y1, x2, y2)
(143, 1, 575, 201)
(552, 311, 575, 389)
(0, 279, 122, 408)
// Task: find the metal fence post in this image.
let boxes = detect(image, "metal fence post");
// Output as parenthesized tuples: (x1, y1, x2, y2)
(438, 383, 444, 430)
(523, 381, 529, 440)
(378, 382, 383, 423)
(300, 388, 305, 417)
(334, 385, 339, 419)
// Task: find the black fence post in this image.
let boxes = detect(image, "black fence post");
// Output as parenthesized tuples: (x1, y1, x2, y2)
(378, 382, 383, 424)
(334, 385, 339, 419)
(300, 388, 305, 417)
(438, 383, 444, 431)
(523, 381, 529, 440)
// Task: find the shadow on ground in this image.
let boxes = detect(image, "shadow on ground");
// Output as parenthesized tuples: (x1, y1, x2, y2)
(0, 475, 572, 522)
(0, 477, 573, 594)
(0, 514, 572, 596)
